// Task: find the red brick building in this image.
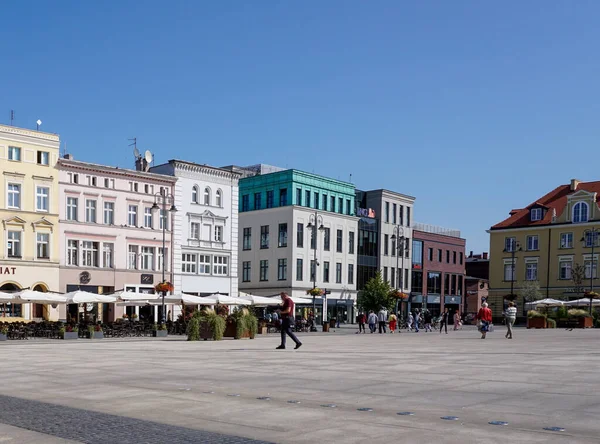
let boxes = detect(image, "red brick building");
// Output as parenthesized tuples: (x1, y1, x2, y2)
(411, 225, 466, 319)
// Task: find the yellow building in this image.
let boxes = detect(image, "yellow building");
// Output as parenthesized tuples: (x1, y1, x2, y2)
(488, 179, 600, 319)
(0, 124, 60, 320)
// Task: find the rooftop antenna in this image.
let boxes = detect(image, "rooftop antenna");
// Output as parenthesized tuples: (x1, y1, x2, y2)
(349, 173, 352, 183)
(10, 110, 14, 126)
(36, 119, 42, 131)
(144, 150, 153, 172)
(129, 138, 140, 158)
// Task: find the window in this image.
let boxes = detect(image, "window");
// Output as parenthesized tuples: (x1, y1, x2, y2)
(584, 231, 599, 248)
(280, 188, 288, 206)
(504, 262, 515, 281)
(242, 261, 251, 282)
(310, 260, 316, 282)
(310, 227, 316, 249)
(243, 228, 251, 250)
(314, 192, 319, 209)
(384, 234, 389, 255)
(104, 178, 110, 188)
(346, 199, 351, 215)
(331, 196, 335, 212)
(573, 202, 589, 223)
(7, 184, 20, 209)
(34, 187, 49, 212)
(102, 243, 114, 268)
(336, 229, 343, 253)
(392, 203, 397, 224)
(8, 146, 21, 161)
(531, 208, 542, 221)
(144, 207, 153, 228)
(348, 264, 354, 284)
(446, 250, 450, 263)
(260, 225, 269, 249)
(305, 190, 311, 208)
(213, 256, 228, 275)
(71, 173, 79, 184)
(182, 253, 197, 273)
(391, 237, 396, 256)
(214, 225, 223, 242)
(37, 151, 49, 165)
(266, 190, 274, 208)
(204, 188, 211, 205)
(67, 240, 78, 265)
(7, 231, 21, 257)
(427, 272, 441, 294)
(428, 247, 433, 261)
(82, 241, 99, 267)
(260, 260, 269, 281)
(338, 197, 343, 214)
(460, 252, 463, 265)
(297, 223, 304, 248)
(192, 186, 198, 203)
(127, 205, 137, 226)
(296, 188, 302, 206)
(453, 251, 457, 264)
(278, 259, 287, 280)
(190, 222, 200, 239)
(128, 245, 139, 270)
(336, 263, 342, 283)
(134, 183, 139, 192)
(36, 233, 50, 259)
(412, 240, 423, 267)
(559, 259, 572, 280)
(349, 231, 355, 254)
(241, 194, 249, 212)
(323, 261, 330, 282)
(144, 184, 149, 194)
(158, 247, 168, 272)
(86, 200, 97, 223)
(216, 190, 222, 207)
(323, 228, 331, 251)
(103, 202, 114, 225)
(296, 259, 303, 281)
(560, 232, 573, 249)
(278, 223, 288, 247)
(322, 195, 328, 211)
(407, 207, 411, 227)
(160, 209, 168, 230)
(504, 237, 516, 252)
(199, 254, 211, 274)
(585, 259, 598, 279)
(66, 197, 78, 221)
(141, 247, 155, 270)
(438, 249, 442, 262)
(444, 274, 450, 295)
(526, 235, 539, 251)
(391, 268, 395, 287)
(526, 262, 538, 280)
(383, 266, 388, 282)
(254, 192, 261, 210)
(399, 205, 404, 225)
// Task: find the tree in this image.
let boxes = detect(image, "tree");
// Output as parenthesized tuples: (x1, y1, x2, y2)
(572, 263, 586, 296)
(357, 272, 393, 313)
(520, 280, 542, 302)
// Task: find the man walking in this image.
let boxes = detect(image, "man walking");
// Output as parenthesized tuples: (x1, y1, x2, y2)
(357, 312, 366, 334)
(367, 310, 377, 333)
(413, 309, 420, 333)
(378, 307, 388, 334)
(423, 310, 433, 332)
(439, 307, 449, 334)
(276, 292, 302, 350)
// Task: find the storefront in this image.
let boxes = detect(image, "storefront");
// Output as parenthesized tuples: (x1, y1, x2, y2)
(408, 294, 423, 313)
(326, 298, 355, 324)
(444, 295, 462, 322)
(425, 294, 441, 316)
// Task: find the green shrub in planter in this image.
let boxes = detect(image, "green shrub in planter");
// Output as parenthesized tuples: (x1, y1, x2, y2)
(568, 309, 591, 318)
(527, 310, 546, 319)
(187, 309, 226, 341)
(547, 318, 557, 328)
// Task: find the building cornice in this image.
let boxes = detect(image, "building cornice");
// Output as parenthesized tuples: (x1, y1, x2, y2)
(57, 159, 177, 184)
(0, 124, 60, 142)
(168, 160, 241, 181)
(488, 220, 600, 233)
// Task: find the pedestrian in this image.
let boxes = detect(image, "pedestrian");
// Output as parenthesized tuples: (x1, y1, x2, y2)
(357, 312, 366, 334)
(367, 310, 378, 333)
(439, 307, 449, 334)
(453, 310, 462, 331)
(378, 307, 388, 334)
(388, 312, 397, 333)
(423, 310, 433, 332)
(477, 302, 493, 339)
(407, 312, 414, 331)
(503, 302, 517, 339)
(276, 292, 302, 350)
(413, 309, 420, 332)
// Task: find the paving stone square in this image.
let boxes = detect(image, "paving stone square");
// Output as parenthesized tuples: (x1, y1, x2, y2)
(1, 328, 599, 443)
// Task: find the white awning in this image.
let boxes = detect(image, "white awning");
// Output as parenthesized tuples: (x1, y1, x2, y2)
(64, 291, 117, 304)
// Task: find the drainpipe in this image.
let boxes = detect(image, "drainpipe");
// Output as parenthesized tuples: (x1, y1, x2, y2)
(546, 228, 551, 298)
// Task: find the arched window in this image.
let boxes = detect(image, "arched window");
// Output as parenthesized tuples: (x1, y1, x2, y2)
(192, 186, 198, 203)
(573, 202, 589, 223)
(204, 187, 211, 206)
(216, 189, 222, 207)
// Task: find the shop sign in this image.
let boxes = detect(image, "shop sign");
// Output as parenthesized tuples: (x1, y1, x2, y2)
(0, 267, 17, 275)
(427, 295, 441, 304)
(445, 296, 462, 304)
(141, 274, 154, 285)
(357, 208, 376, 218)
(79, 271, 91, 284)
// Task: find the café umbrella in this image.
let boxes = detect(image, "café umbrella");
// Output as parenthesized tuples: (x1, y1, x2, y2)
(239, 294, 281, 306)
(162, 294, 216, 306)
(112, 290, 161, 302)
(64, 291, 117, 304)
(15, 290, 67, 304)
(204, 294, 252, 306)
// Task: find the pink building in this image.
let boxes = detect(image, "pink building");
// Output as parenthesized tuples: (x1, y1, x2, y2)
(57, 156, 177, 322)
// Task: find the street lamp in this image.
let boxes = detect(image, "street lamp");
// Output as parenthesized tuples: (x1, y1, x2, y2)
(391, 226, 405, 315)
(581, 228, 600, 315)
(306, 211, 325, 330)
(152, 192, 177, 324)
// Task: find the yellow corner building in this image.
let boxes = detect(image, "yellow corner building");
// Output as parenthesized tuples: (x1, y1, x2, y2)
(488, 179, 600, 320)
(0, 124, 60, 320)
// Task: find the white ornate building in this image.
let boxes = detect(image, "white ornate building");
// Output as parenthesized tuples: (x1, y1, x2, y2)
(150, 160, 240, 299)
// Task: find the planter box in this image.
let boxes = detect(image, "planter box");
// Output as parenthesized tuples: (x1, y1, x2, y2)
(87, 331, 104, 339)
(224, 321, 251, 339)
(322, 322, 330, 332)
(579, 317, 593, 328)
(257, 326, 268, 335)
(153, 330, 168, 338)
(527, 317, 547, 329)
(0, 334, 6, 341)
(62, 332, 79, 340)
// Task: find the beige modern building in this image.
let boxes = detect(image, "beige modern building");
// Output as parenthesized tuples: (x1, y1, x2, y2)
(0, 124, 61, 320)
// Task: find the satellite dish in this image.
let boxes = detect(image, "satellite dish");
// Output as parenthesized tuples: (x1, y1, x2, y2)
(144, 150, 153, 163)
(36, 119, 42, 126)
(133, 147, 140, 158)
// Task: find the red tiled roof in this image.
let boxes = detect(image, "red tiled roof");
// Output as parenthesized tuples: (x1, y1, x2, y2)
(491, 181, 600, 229)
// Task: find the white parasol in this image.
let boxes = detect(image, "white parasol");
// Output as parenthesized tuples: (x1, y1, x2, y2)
(204, 294, 252, 306)
(15, 290, 67, 304)
(64, 290, 117, 304)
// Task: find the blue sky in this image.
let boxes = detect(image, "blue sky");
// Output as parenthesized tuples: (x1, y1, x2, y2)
(2, 1, 600, 253)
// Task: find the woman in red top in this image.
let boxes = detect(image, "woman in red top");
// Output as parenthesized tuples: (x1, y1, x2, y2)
(477, 302, 493, 339)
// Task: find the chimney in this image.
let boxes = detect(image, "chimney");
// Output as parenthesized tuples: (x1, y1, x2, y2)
(63, 153, 73, 160)
(483, 252, 488, 260)
(469, 251, 473, 258)
(570, 179, 580, 191)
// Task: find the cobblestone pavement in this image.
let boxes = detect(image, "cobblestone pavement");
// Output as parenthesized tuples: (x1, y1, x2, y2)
(0, 394, 272, 444)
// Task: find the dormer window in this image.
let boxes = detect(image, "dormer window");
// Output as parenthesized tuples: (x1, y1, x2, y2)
(573, 202, 589, 223)
(530, 208, 542, 221)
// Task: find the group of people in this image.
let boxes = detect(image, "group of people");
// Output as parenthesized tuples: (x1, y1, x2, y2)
(357, 307, 464, 334)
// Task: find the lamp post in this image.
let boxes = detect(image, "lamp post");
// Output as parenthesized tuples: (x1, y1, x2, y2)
(152, 192, 177, 324)
(391, 226, 405, 315)
(503, 239, 521, 308)
(581, 228, 600, 315)
(306, 211, 325, 330)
